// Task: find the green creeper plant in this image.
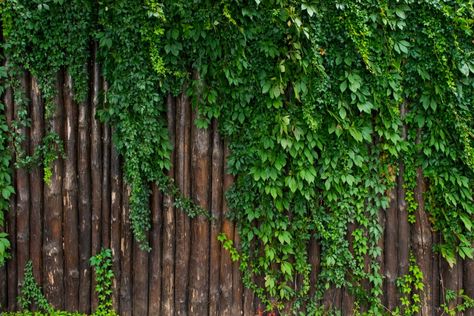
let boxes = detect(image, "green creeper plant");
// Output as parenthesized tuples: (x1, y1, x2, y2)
(17, 261, 54, 313)
(89, 248, 117, 316)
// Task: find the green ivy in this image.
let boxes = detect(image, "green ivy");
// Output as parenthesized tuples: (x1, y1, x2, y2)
(0, 42, 13, 267)
(2, 0, 474, 313)
(89, 249, 117, 316)
(395, 255, 424, 316)
(18, 261, 54, 313)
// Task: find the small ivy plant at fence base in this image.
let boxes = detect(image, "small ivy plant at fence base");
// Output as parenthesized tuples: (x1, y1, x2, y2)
(7, 249, 118, 316)
(89, 248, 117, 316)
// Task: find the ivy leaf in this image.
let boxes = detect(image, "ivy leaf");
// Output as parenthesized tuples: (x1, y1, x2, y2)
(459, 214, 472, 232)
(281, 261, 293, 276)
(349, 127, 363, 142)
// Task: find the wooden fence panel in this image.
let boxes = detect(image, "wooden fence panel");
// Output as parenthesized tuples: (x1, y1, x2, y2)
(0, 62, 473, 316)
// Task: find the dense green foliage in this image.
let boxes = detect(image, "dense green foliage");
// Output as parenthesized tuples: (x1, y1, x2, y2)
(1, 0, 474, 313)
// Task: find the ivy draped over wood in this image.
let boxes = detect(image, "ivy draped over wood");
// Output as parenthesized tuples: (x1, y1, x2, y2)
(1, 0, 474, 313)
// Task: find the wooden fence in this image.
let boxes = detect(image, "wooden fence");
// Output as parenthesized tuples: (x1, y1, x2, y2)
(0, 65, 473, 315)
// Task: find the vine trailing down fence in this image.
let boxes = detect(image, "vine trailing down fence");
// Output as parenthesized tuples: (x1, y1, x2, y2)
(0, 0, 474, 315)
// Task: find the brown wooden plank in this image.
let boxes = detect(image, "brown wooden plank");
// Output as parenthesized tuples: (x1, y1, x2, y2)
(209, 120, 223, 316)
(188, 103, 211, 316)
(100, 124, 111, 248)
(43, 72, 65, 309)
(174, 94, 188, 316)
(231, 226, 243, 316)
(243, 287, 255, 316)
(219, 145, 234, 316)
(441, 259, 462, 311)
(132, 238, 149, 316)
(110, 134, 122, 312)
(63, 73, 80, 310)
(15, 71, 30, 301)
(29, 76, 44, 289)
(432, 233, 440, 314)
(78, 65, 92, 314)
(464, 258, 474, 316)
(412, 163, 433, 316)
(397, 102, 409, 281)
(148, 184, 162, 315)
(120, 184, 132, 316)
(161, 94, 176, 315)
(90, 70, 103, 311)
(341, 223, 354, 315)
(384, 187, 398, 310)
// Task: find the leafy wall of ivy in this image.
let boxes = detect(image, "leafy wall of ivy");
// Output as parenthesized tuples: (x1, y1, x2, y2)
(1, 0, 473, 314)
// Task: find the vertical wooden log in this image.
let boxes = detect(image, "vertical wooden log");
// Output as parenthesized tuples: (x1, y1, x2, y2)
(63, 73, 79, 310)
(120, 184, 132, 316)
(100, 125, 111, 248)
(243, 288, 255, 316)
(161, 95, 176, 316)
(219, 145, 234, 315)
(5, 79, 16, 311)
(43, 72, 64, 309)
(432, 234, 440, 314)
(29, 76, 44, 289)
(132, 240, 149, 316)
(174, 94, 188, 315)
(15, 72, 30, 299)
(412, 162, 433, 315)
(231, 227, 243, 316)
(441, 260, 462, 311)
(209, 120, 223, 316)
(308, 236, 321, 298)
(78, 65, 92, 314)
(384, 187, 398, 309)
(398, 102, 409, 280)
(148, 184, 162, 315)
(110, 136, 122, 311)
(323, 286, 342, 312)
(188, 104, 211, 316)
(464, 259, 474, 316)
(90, 58, 103, 311)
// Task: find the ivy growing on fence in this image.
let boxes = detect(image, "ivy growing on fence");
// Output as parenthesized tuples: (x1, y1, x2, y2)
(1, 0, 473, 313)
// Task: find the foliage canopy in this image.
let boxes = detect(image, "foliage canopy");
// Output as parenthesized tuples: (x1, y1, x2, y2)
(1, 0, 474, 313)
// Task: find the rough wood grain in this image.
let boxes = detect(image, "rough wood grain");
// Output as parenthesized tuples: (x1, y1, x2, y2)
(147, 184, 162, 315)
(90, 61, 103, 311)
(29, 76, 44, 288)
(219, 145, 234, 316)
(78, 66, 92, 314)
(15, 72, 30, 301)
(120, 184, 132, 316)
(189, 104, 211, 316)
(209, 120, 223, 316)
(63, 73, 80, 310)
(174, 94, 189, 315)
(43, 72, 65, 309)
(110, 134, 122, 312)
(161, 95, 176, 316)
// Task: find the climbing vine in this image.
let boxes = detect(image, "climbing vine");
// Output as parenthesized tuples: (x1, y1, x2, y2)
(1, 0, 473, 314)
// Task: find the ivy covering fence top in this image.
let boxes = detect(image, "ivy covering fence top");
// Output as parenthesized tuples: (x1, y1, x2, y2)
(1, 0, 474, 314)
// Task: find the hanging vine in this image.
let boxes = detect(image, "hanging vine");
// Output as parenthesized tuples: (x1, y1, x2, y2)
(1, 0, 473, 313)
